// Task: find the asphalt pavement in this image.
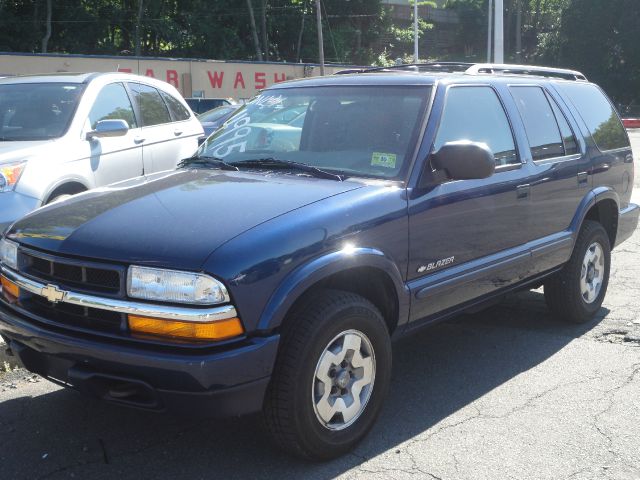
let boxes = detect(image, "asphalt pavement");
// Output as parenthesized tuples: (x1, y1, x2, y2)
(0, 131, 639, 480)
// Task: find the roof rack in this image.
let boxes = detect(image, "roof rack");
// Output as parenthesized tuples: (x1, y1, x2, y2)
(335, 62, 588, 81)
(465, 63, 588, 81)
(334, 62, 474, 75)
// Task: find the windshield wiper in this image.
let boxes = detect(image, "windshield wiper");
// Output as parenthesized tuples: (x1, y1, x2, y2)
(230, 158, 343, 181)
(178, 155, 239, 171)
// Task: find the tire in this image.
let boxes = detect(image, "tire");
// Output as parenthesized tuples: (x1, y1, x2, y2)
(263, 289, 392, 460)
(544, 220, 611, 324)
(46, 194, 73, 204)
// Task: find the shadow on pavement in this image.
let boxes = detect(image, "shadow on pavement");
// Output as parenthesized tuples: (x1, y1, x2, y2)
(0, 290, 606, 480)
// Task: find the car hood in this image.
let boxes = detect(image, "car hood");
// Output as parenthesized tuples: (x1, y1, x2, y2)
(0, 140, 52, 163)
(6, 169, 363, 270)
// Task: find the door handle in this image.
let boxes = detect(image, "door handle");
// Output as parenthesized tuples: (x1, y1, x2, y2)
(134, 137, 145, 144)
(173, 129, 183, 136)
(516, 184, 530, 199)
(577, 171, 589, 185)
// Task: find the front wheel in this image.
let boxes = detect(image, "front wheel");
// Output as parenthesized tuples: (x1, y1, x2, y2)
(263, 289, 392, 460)
(544, 220, 611, 323)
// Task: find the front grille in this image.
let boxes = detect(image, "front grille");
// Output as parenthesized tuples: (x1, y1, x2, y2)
(5, 248, 128, 336)
(22, 295, 124, 334)
(20, 250, 123, 295)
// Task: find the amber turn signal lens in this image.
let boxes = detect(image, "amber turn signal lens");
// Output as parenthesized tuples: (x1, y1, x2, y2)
(127, 315, 244, 341)
(0, 275, 19, 299)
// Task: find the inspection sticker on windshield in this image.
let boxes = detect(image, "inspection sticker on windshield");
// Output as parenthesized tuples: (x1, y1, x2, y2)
(371, 152, 397, 168)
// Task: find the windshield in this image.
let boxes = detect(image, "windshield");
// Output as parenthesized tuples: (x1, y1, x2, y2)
(0, 83, 83, 141)
(198, 85, 431, 179)
(198, 105, 237, 123)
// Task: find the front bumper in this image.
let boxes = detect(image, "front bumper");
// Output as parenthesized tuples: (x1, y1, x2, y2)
(0, 191, 40, 234)
(615, 202, 639, 247)
(0, 301, 279, 416)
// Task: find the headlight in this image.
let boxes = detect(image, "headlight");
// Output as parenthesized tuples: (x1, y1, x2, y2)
(127, 266, 230, 305)
(0, 239, 18, 270)
(0, 161, 27, 193)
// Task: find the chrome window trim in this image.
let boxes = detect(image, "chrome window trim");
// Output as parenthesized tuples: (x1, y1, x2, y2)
(532, 153, 582, 166)
(1, 265, 237, 323)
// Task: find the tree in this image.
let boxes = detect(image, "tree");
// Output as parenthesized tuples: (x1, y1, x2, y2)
(41, 0, 52, 53)
(553, 0, 640, 105)
(246, 0, 263, 61)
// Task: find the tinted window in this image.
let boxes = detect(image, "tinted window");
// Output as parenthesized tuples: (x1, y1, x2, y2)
(129, 83, 172, 126)
(198, 106, 236, 123)
(547, 93, 578, 155)
(88, 83, 137, 130)
(434, 86, 518, 166)
(558, 83, 629, 151)
(160, 91, 191, 121)
(511, 86, 563, 160)
(0, 83, 83, 140)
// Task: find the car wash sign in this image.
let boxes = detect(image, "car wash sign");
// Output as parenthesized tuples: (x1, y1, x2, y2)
(0, 53, 348, 99)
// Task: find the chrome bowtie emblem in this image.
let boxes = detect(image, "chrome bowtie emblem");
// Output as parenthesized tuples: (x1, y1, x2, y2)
(41, 284, 66, 303)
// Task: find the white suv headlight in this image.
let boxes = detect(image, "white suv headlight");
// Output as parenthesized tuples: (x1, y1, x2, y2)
(127, 266, 230, 305)
(0, 161, 27, 193)
(0, 238, 18, 270)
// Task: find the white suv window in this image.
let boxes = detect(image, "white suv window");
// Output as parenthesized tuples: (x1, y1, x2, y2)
(88, 82, 137, 129)
(159, 91, 191, 122)
(128, 83, 172, 127)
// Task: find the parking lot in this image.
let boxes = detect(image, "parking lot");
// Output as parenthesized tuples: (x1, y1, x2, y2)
(0, 130, 639, 480)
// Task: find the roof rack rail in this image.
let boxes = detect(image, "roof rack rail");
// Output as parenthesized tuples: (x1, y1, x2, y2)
(334, 62, 475, 75)
(335, 62, 588, 81)
(465, 63, 588, 81)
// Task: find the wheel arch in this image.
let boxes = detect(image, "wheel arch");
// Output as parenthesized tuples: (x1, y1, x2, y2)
(571, 187, 619, 248)
(44, 179, 90, 204)
(256, 248, 410, 335)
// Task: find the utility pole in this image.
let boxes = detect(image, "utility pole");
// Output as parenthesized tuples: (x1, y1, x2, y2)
(486, 0, 493, 63)
(515, 0, 522, 62)
(413, 0, 419, 63)
(246, 0, 263, 61)
(261, 0, 269, 61)
(494, 0, 504, 63)
(316, 0, 325, 75)
(134, 0, 144, 56)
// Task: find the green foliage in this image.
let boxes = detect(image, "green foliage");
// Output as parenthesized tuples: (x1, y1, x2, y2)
(551, 0, 640, 105)
(445, 0, 486, 57)
(0, 0, 391, 65)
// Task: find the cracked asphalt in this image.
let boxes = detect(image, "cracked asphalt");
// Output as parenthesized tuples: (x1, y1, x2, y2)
(0, 130, 639, 480)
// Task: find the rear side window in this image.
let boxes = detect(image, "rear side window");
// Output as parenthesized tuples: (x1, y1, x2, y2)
(511, 86, 564, 161)
(160, 91, 191, 121)
(434, 86, 518, 166)
(547, 93, 578, 155)
(558, 83, 629, 151)
(88, 83, 137, 129)
(128, 83, 172, 127)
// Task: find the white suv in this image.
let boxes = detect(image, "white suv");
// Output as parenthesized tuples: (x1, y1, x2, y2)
(0, 72, 203, 231)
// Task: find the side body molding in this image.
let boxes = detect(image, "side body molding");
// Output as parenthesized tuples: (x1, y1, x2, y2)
(256, 247, 410, 333)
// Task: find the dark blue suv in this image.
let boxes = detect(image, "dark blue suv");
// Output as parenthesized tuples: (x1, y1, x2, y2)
(0, 63, 637, 460)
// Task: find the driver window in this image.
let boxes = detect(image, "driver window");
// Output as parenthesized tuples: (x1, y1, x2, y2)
(434, 86, 518, 166)
(88, 83, 137, 130)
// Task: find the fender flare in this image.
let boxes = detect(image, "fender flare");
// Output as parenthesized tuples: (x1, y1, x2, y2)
(569, 187, 619, 242)
(256, 247, 410, 332)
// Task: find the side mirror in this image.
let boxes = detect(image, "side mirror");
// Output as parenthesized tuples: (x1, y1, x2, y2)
(430, 141, 495, 182)
(86, 119, 129, 140)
